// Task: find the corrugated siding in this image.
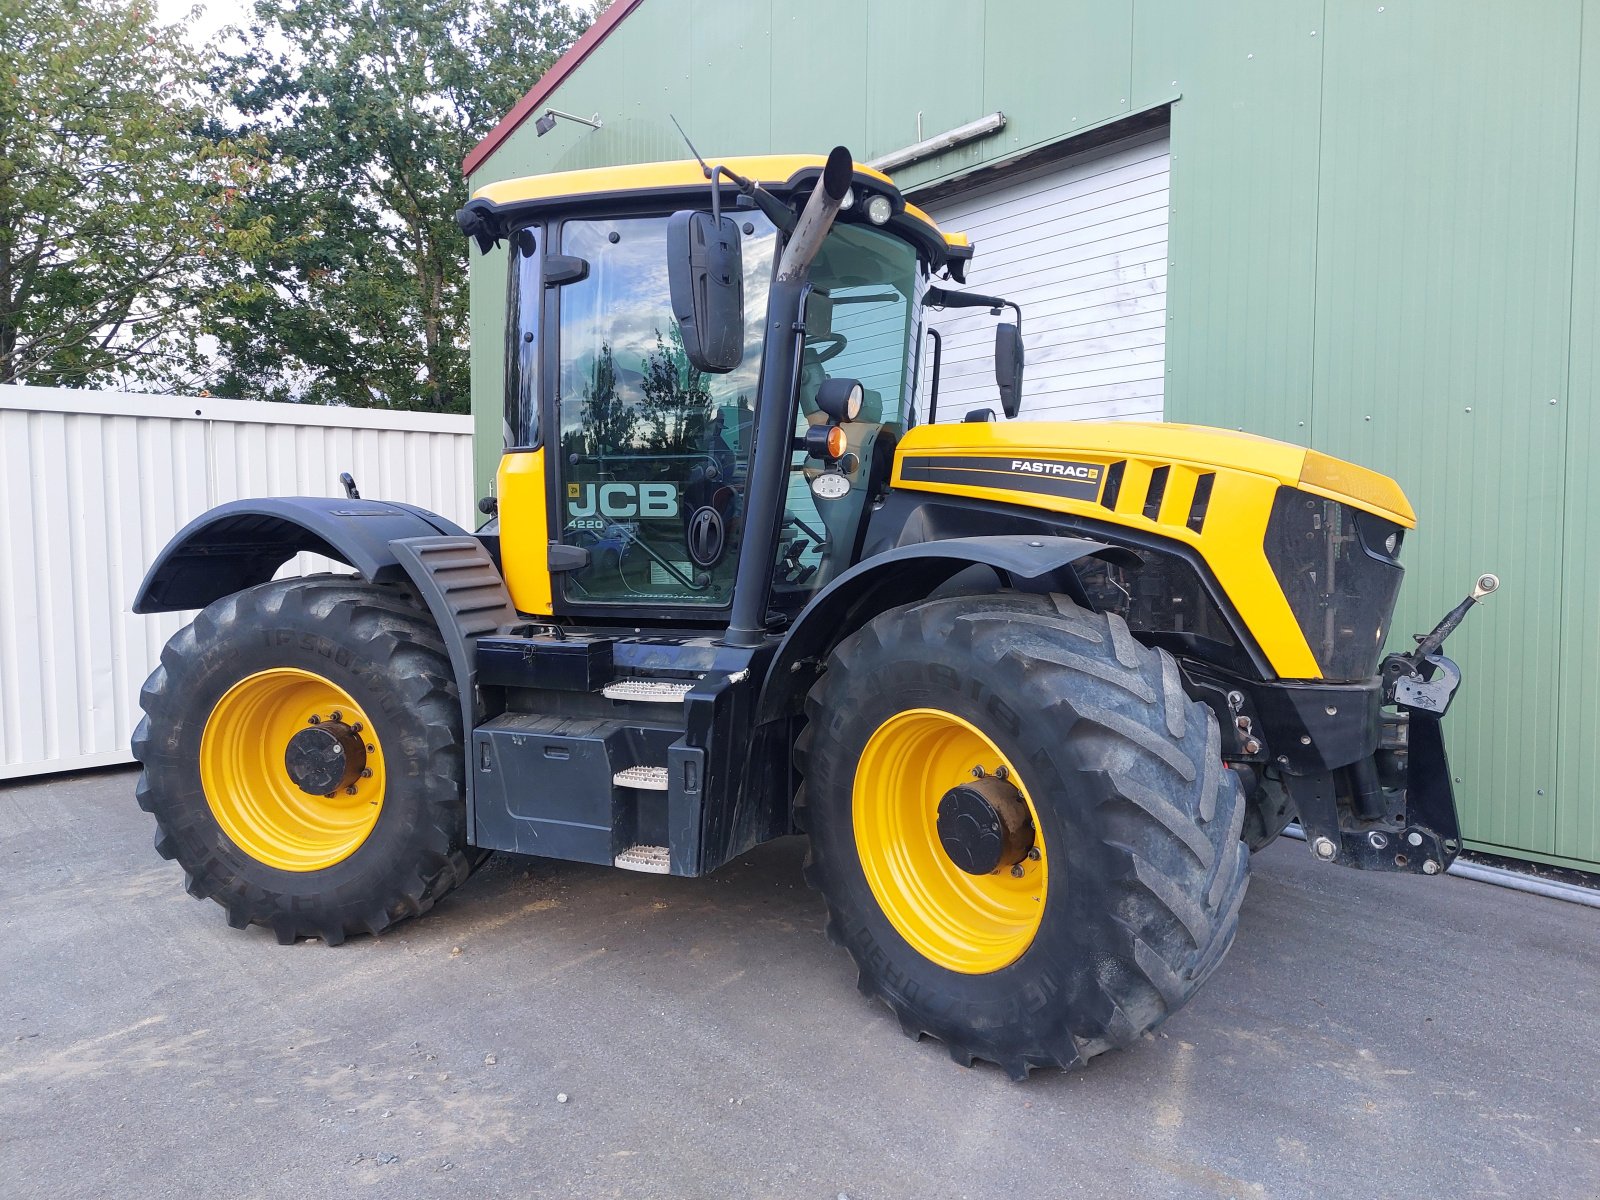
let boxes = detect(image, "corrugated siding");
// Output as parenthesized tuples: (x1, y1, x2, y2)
(920, 134, 1169, 423)
(1557, 1, 1600, 870)
(1301, 2, 1582, 861)
(0, 387, 475, 780)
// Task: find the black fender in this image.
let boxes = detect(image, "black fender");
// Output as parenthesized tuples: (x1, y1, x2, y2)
(132, 497, 468, 614)
(755, 534, 1136, 724)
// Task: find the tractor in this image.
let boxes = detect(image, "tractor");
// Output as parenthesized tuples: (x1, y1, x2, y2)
(131, 147, 1495, 1078)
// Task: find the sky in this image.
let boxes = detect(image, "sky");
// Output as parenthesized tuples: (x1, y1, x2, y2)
(154, 0, 253, 48)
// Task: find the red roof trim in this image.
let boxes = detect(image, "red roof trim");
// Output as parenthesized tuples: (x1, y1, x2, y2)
(462, 0, 649, 178)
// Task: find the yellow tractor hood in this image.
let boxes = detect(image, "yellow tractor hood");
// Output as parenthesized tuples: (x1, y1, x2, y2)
(895, 421, 1415, 527)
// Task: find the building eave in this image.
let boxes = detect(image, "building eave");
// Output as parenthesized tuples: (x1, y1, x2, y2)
(462, 0, 649, 178)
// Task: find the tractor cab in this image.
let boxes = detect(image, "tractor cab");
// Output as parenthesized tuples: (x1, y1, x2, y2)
(457, 152, 982, 629)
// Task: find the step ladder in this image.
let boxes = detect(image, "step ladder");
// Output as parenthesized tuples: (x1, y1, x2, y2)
(602, 678, 695, 704)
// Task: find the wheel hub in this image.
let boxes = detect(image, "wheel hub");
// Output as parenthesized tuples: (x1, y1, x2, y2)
(284, 721, 367, 796)
(936, 775, 1035, 875)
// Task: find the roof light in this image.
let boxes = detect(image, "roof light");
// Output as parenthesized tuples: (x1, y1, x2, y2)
(865, 193, 893, 225)
(816, 378, 864, 422)
(839, 186, 855, 211)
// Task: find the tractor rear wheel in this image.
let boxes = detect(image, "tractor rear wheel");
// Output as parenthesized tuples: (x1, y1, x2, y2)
(132, 577, 478, 944)
(796, 591, 1249, 1077)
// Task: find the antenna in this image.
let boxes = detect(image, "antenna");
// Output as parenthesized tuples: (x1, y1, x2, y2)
(670, 114, 713, 179)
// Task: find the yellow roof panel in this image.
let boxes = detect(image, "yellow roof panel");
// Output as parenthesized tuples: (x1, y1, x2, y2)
(473, 155, 893, 206)
(470, 155, 970, 260)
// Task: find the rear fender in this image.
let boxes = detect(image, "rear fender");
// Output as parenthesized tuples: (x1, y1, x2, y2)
(755, 534, 1135, 724)
(131, 497, 467, 614)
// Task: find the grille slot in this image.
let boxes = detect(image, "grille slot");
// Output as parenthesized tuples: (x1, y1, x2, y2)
(1186, 472, 1215, 533)
(1143, 466, 1170, 521)
(1100, 460, 1125, 510)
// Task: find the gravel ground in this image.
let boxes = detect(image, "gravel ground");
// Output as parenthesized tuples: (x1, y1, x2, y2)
(2, 766, 1597, 1200)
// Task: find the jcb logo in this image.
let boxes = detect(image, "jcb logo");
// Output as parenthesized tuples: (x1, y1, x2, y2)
(567, 481, 679, 519)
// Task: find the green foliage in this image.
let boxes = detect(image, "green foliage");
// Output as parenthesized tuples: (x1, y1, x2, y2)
(207, 0, 588, 412)
(0, 0, 267, 387)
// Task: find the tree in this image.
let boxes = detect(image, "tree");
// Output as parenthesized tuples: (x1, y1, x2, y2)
(0, 0, 266, 388)
(206, 0, 588, 412)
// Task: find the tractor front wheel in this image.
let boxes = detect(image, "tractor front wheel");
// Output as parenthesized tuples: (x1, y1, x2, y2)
(797, 591, 1250, 1077)
(132, 577, 477, 944)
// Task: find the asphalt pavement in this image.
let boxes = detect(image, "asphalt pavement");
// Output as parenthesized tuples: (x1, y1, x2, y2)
(2, 766, 1597, 1200)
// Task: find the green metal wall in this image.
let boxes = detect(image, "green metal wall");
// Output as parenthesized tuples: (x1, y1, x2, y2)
(469, 0, 1600, 870)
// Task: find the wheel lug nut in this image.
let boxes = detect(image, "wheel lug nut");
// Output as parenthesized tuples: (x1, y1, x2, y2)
(307, 715, 320, 725)
(1010, 864, 1025, 878)
(329, 711, 343, 723)
(993, 765, 1009, 780)
(351, 722, 363, 733)
(345, 786, 358, 796)
(361, 769, 372, 779)
(1027, 847, 1041, 861)
(366, 744, 375, 753)
(970, 766, 985, 778)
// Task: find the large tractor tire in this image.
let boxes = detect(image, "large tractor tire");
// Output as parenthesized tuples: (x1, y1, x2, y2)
(796, 591, 1249, 1078)
(132, 576, 478, 945)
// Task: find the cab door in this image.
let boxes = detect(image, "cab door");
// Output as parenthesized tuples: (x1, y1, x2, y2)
(546, 212, 777, 620)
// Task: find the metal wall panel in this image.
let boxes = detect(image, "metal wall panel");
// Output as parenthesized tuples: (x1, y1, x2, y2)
(920, 134, 1169, 423)
(1304, 2, 1581, 860)
(0, 387, 474, 780)
(1556, 1, 1600, 870)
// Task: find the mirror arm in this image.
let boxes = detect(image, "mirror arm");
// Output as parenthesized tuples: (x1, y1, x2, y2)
(707, 163, 797, 235)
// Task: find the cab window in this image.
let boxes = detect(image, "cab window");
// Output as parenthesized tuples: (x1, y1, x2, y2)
(554, 213, 777, 607)
(505, 226, 542, 449)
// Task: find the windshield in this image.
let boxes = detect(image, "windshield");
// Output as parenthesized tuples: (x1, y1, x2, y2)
(775, 223, 924, 605)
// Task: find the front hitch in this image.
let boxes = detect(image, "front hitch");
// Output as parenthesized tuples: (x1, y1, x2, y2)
(1280, 573, 1499, 876)
(1378, 572, 1499, 718)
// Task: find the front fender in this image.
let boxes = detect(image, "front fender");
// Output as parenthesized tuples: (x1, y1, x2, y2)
(132, 497, 467, 614)
(755, 534, 1135, 724)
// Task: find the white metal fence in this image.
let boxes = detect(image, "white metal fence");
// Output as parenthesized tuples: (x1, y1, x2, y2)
(0, 385, 476, 779)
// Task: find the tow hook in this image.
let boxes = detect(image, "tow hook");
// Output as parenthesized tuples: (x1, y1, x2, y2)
(1381, 573, 1499, 717)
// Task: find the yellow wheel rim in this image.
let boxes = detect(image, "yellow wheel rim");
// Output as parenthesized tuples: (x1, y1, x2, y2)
(199, 668, 385, 872)
(852, 708, 1047, 974)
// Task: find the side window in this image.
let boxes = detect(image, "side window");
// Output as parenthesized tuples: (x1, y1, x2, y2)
(556, 214, 776, 607)
(505, 227, 541, 449)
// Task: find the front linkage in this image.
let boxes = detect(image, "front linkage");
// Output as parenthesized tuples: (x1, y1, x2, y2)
(1188, 573, 1499, 876)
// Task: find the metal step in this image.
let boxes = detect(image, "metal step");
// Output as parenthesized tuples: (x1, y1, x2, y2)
(612, 765, 669, 791)
(601, 678, 694, 704)
(614, 844, 671, 874)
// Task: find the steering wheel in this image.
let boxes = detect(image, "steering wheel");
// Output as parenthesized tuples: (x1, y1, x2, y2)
(807, 331, 849, 363)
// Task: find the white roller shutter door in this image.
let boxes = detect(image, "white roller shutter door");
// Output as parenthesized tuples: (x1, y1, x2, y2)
(919, 131, 1170, 423)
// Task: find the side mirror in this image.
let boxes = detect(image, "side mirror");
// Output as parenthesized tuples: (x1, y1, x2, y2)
(667, 210, 744, 373)
(995, 322, 1024, 419)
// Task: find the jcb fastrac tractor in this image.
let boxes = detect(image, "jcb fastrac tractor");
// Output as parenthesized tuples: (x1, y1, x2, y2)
(133, 147, 1496, 1078)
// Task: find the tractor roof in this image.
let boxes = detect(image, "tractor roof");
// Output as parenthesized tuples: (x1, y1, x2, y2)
(467, 154, 971, 274)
